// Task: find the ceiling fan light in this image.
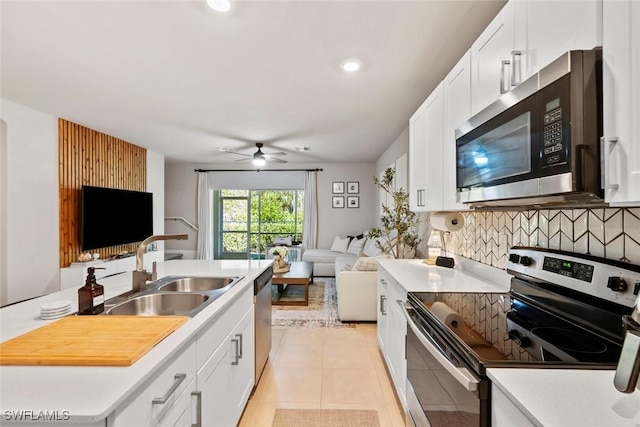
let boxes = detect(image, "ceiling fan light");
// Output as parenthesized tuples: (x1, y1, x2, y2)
(253, 158, 266, 166)
(207, 0, 231, 12)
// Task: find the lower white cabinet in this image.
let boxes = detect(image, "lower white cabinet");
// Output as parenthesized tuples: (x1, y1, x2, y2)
(156, 378, 198, 427)
(112, 338, 197, 426)
(491, 384, 535, 427)
(376, 267, 407, 408)
(197, 306, 254, 427)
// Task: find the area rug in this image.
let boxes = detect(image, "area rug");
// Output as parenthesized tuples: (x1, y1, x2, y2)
(271, 279, 355, 328)
(271, 409, 380, 427)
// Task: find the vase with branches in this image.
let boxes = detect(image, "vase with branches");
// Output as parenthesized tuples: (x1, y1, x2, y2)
(367, 167, 420, 259)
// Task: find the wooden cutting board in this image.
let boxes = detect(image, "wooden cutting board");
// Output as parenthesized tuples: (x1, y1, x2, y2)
(0, 315, 188, 366)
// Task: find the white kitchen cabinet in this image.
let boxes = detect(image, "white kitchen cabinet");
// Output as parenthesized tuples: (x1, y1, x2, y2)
(409, 82, 445, 212)
(517, 0, 602, 81)
(197, 305, 254, 427)
(471, 1, 517, 114)
(156, 378, 198, 427)
(443, 50, 472, 212)
(377, 266, 408, 408)
(111, 338, 197, 426)
(409, 101, 428, 212)
(603, 0, 640, 205)
(491, 384, 536, 427)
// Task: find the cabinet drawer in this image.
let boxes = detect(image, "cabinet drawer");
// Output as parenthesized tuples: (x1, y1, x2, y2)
(196, 285, 252, 370)
(111, 337, 196, 426)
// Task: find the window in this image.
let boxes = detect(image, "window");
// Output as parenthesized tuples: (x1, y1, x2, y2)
(215, 189, 304, 259)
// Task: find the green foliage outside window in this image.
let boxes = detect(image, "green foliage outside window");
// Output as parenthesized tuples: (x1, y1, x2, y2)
(218, 190, 304, 258)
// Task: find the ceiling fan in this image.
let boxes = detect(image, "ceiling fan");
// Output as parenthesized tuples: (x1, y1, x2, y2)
(218, 143, 287, 166)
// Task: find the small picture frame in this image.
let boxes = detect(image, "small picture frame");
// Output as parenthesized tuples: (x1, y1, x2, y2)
(347, 181, 359, 194)
(347, 196, 359, 208)
(332, 182, 344, 194)
(332, 196, 344, 208)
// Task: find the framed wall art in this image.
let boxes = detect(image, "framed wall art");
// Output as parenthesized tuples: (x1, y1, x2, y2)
(332, 182, 344, 194)
(347, 181, 359, 194)
(332, 196, 345, 208)
(347, 196, 359, 208)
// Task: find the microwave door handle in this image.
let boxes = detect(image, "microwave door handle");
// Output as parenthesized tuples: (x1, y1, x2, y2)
(500, 60, 511, 94)
(401, 302, 480, 392)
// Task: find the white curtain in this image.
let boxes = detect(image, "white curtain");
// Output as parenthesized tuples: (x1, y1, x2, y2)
(196, 172, 214, 259)
(302, 171, 318, 249)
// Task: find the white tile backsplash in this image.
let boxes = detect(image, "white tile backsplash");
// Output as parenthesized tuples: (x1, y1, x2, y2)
(440, 208, 640, 266)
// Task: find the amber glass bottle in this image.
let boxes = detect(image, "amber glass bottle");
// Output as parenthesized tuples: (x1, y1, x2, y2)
(78, 267, 105, 315)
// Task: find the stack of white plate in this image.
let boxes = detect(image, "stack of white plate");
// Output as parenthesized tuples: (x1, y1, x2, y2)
(40, 300, 72, 320)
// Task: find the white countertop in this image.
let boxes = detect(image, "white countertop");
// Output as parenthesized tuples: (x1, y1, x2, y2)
(488, 368, 640, 426)
(377, 257, 511, 293)
(0, 259, 272, 423)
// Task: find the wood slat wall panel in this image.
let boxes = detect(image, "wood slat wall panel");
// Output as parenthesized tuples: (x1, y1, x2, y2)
(58, 119, 147, 267)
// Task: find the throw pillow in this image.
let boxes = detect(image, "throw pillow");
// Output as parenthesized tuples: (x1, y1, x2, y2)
(346, 237, 365, 256)
(274, 236, 292, 246)
(330, 236, 350, 253)
(362, 238, 382, 257)
(352, 257, 379, 271)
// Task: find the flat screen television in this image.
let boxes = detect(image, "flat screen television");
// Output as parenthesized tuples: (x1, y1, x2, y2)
(80, 185, 153, 251)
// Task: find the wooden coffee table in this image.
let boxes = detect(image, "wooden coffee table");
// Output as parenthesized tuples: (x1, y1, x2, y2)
(271, 261, 314, 306)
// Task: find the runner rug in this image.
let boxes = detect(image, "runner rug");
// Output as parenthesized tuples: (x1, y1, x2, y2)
(271, 279, 355, 328)
(271, 409, 380, 427)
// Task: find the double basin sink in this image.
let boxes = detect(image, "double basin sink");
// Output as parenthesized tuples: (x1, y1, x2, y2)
(104, 276, 243, 317)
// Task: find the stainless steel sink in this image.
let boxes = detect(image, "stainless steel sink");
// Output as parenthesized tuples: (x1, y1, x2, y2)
(106, 292, 210, 317)
(157, 276, 239, 293)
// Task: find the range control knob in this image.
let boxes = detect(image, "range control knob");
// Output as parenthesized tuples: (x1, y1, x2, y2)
(508, 330, 531, 348)
(509, 254, 521, 264)
(519, 256, 533, 266)
(607, 276, 628, 293)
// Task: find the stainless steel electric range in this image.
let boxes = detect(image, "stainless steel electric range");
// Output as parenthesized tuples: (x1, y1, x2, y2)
(404, 247, 639, 427)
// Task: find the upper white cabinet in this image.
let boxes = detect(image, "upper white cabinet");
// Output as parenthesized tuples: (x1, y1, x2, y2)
(471, 0, 602, 115)
(409, 82, 444, 212)
(517, 0, 602, 81)
(409, 104, 428, 211)
(603, 0, 640, 205)
(443, 50, 472, 212)
(471, 1, 517, 114)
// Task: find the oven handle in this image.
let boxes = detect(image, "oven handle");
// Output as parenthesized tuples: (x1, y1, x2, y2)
(401, 301, 479, 392)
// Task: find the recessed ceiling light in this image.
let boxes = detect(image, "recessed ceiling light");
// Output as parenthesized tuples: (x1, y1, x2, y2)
(207, 0, 231, 12)
(341, 60, 361, 73)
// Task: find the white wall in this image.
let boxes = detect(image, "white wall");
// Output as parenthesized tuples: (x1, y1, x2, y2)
(147, 150, 166, 251)
(0, 120, 7, 306)
(1, 99, 59, 305)
(164, 162, 378, 253)
(376, 127, 409, 176)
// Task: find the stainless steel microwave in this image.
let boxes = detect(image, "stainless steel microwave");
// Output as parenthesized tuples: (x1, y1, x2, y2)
(455, 49, 603, 208)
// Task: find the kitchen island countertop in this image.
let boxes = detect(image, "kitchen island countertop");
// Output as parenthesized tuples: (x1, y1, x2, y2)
(0, 259, 272, 424)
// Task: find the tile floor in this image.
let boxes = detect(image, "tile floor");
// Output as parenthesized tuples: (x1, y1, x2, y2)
(238, 324, 406, 427)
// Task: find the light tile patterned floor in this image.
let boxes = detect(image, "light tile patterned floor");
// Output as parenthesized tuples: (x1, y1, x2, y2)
(238, 324, 406, 427)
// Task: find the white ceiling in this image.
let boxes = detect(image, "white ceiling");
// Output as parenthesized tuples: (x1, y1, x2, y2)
(1, 0, 505, 164)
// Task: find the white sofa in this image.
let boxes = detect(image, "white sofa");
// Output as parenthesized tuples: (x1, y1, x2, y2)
(302, 246, 379, 322)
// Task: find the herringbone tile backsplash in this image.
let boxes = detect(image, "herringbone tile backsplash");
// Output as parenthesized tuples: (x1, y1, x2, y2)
(438, 208, 640, 269)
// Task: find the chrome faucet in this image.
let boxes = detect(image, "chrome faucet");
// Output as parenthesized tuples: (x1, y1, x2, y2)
(132, 233, 188, 292)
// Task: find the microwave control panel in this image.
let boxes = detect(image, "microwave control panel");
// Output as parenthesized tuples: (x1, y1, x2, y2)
(541, 97, 566, 168)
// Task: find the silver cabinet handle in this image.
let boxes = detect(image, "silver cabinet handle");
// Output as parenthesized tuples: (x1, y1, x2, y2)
(191, 391, 202, 427)
(236, 333, 243, 359)
(500, 60, 511, 94)
(380, 295, 387, 315)
(231, 338, 240, 365)
(510, 51, 522, 86)
(380, 279, 387, 285)
(601, 136, 620, 190)
(152, 373, 187, 405)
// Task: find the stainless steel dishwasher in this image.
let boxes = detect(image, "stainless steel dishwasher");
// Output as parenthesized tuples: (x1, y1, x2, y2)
(254, 266, 272, 385)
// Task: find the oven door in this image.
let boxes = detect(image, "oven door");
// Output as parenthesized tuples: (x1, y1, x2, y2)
(403, 302, 489, 427)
